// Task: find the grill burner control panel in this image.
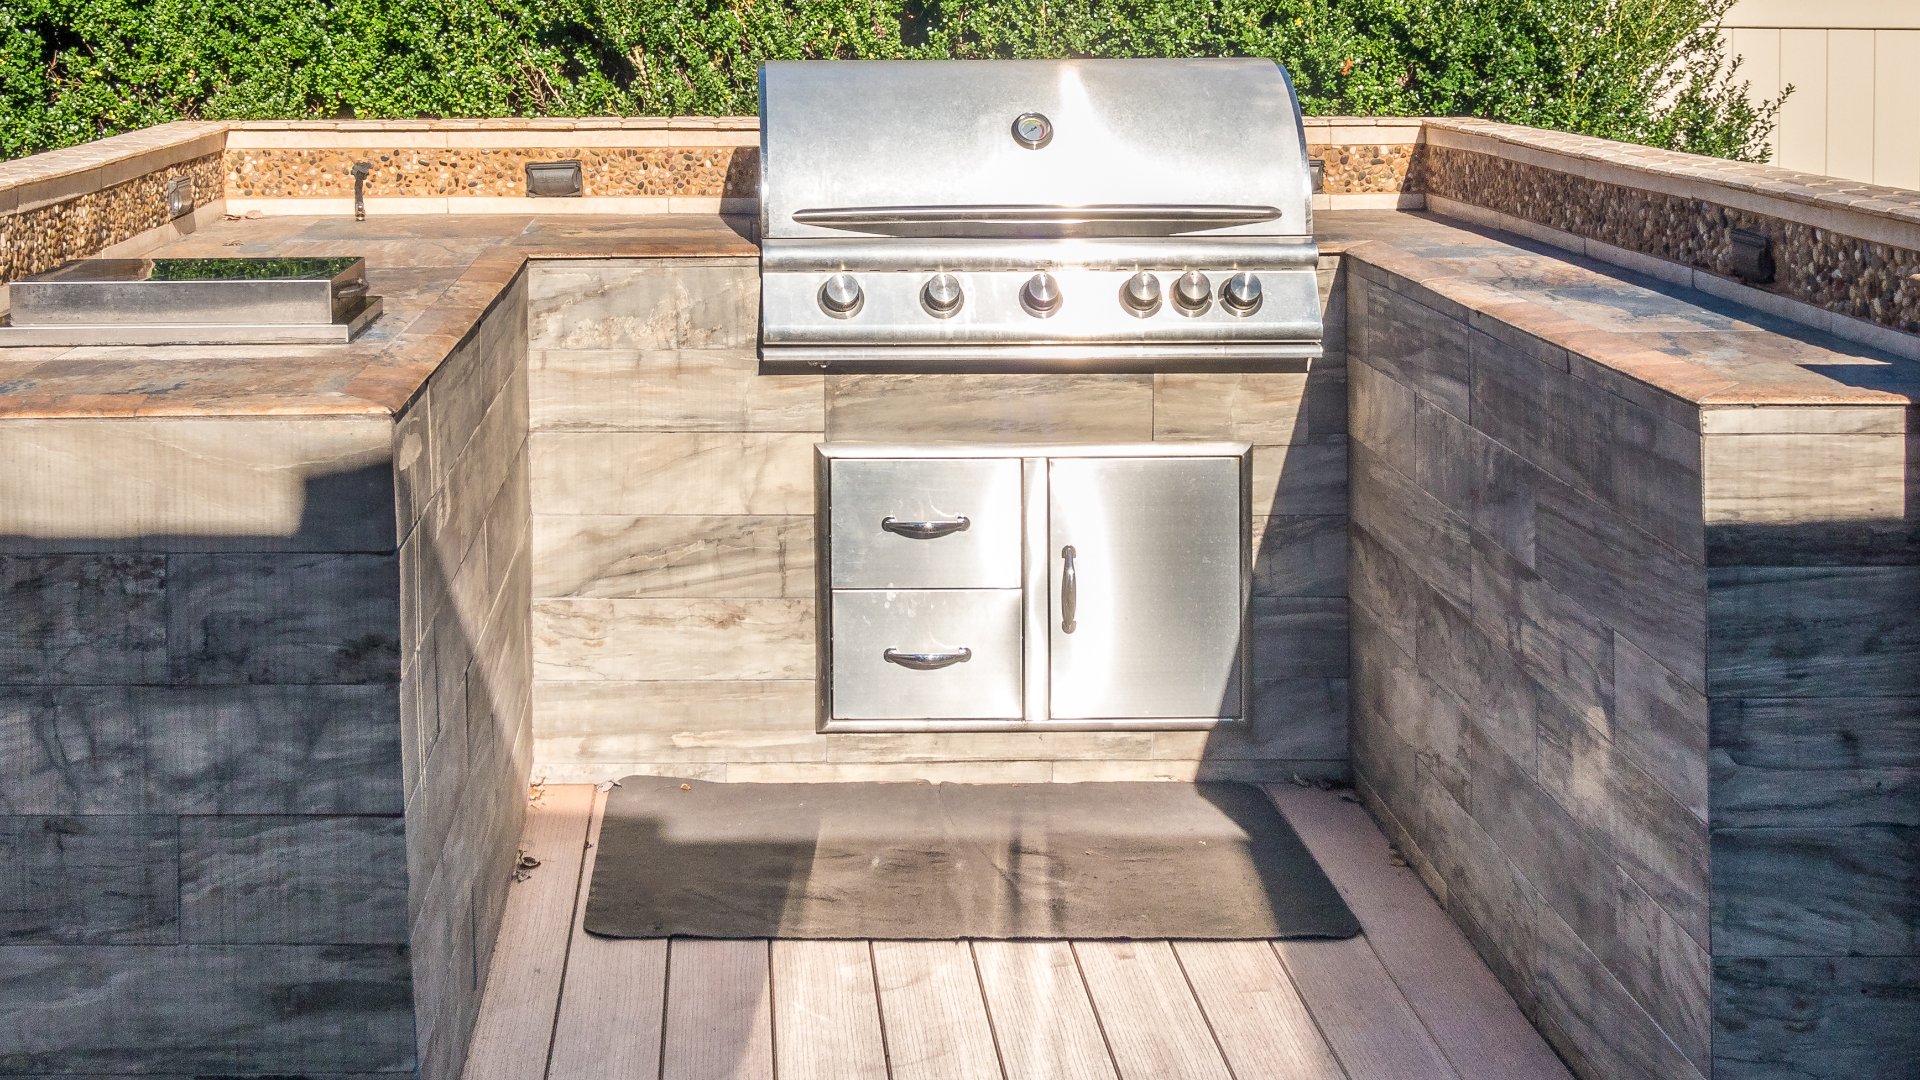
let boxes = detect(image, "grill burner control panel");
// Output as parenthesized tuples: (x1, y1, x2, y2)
(809, 270, 1265, 321)
(759, 264, 1323, 369)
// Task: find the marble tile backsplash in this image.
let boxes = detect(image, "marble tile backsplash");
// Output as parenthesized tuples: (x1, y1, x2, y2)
(1422, 144, 1920, 336)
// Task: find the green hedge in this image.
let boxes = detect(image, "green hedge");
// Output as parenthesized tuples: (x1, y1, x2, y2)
(1, 1, 1780, 162)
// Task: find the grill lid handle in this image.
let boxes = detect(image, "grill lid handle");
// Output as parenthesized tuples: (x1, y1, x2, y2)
(790, 203, 1283, 237)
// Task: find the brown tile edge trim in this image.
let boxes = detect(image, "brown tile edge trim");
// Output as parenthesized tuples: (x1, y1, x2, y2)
(1343, 238, 1918, 424)
(0, 154, 226, 283)
(0, 243, 756, 422)
(0, 121, 229, 215)
(2, 114, 1426, 211)
(1424, 118, 1920, 239)
(1424, 194, 1920, 367)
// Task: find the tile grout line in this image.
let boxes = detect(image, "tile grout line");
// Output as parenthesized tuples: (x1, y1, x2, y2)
(765, 938, 780, 1080)
(1167, 942, 1242, 1080)
(966, 941, 1014, 1080)
(1267, 790, 1467, 1080)
(1260, 788, 1369, 1080)
(654, 938, 674, 1080)
(867, 940, 896, 1080)
(1067, 941, 1126, 1080)
(539, 790, 599, 1079)
(1263, 939, 1360, 1080)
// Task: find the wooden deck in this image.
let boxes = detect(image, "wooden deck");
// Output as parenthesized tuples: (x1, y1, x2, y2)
(460, 784, 1573, 1080)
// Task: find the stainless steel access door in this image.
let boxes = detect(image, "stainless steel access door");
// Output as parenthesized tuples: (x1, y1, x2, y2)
(1048, 456, 1248, 721)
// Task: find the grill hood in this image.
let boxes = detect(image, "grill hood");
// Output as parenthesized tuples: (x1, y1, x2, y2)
(759, 59, 1314, 241)
(756, 58, 1323, 371)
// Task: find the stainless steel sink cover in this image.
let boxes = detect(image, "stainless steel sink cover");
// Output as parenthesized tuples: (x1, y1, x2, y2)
(2, 256, 382, 345)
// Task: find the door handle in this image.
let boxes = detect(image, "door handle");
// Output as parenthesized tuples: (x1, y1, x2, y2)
(881, 516, 970, 539)
(883, 647, 973, 670)
(1060, 545, 1077, 633)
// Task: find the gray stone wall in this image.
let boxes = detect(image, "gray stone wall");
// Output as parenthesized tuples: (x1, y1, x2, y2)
(0, 417, 413, 1074)
(0, 279, 529, 1078)
(1346, 261, 1714, 1080)
(394, 274, 534, 1080)
(1702, 409, 1920, 1078)
(526, 257, 1352, 782)
(1348, 252, 1920, 1079)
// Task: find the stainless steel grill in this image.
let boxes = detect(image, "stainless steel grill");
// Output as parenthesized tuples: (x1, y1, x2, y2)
(757, 58, 1323, 371)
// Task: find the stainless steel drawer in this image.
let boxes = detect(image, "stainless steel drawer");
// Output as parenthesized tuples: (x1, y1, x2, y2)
(830, 589, 1023, 720)
(828, 458, 1022, 589)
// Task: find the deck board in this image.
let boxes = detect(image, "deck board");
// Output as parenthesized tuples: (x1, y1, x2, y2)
(1174, 939, 1349, 1080)
(770, 940, 890, 1080)
(662, 939, 775, 1080)
(871, 940, 1006, 1080)
(1266, 785, 1573, 1080)
(1274, 937, 1460, 1079)
(458, 786, 1568, 1080)
(1072, 941, 1234, 1080)
(973, 942, 1119, 1080)
(548, 789, 669, 1080)
(461, 784, 595, 1080)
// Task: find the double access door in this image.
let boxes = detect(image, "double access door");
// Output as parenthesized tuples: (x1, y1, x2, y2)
(817, 443, 1250, 731)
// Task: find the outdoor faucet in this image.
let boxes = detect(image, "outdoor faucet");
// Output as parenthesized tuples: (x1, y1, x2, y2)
(350, 161, 371, 221)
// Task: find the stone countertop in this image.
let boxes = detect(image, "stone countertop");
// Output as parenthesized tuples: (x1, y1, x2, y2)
(0, 209, 1913, 420)
(0, 214, 756, 420)
(1320, 211, 1920, 411)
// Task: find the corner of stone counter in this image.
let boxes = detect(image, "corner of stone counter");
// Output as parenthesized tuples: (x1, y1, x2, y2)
(0, 243, 532, 1079)
(1342, 214, 1920, 1080)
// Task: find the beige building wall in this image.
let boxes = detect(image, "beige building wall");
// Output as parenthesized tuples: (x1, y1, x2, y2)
(1724, 0, 1920, 188)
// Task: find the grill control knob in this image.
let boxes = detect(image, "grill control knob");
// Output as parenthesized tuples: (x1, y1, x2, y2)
(1120, 271, 1161, 316)
(1222, 272, 1263, 316)
(922, 273, 963, 317)
(1173, 270, 1212, 316)
(819, 273, 863, 317)
(1020, 271, 1062, 317)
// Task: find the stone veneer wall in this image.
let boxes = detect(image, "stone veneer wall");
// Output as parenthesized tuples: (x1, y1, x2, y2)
(392, 273, 533, 1080)
(523, 257, 1352, 783)
(0, 282, 531, 1078)
(0, 117, 1428, 282)
(1422, 119, 1920, 341)
(1347, 261, 1715, 1079)
(0, 415, 415, 1072)
(1702, 404, 1920, 1078)
(0, 122, 227, 284)
(1347, 247, 1920, 1079)
(221, 119, 760, 214)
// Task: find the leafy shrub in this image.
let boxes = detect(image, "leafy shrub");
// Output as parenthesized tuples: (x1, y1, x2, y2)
(1, 0, 1780, 162)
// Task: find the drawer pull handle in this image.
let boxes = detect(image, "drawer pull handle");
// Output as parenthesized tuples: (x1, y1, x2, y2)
(1060, 545, 1077, 634)
(883, 647, 973, 670)
(881, 516, 970, 539)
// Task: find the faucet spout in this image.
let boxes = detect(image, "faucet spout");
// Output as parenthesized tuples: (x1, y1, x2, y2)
(350, 162, 372, 221)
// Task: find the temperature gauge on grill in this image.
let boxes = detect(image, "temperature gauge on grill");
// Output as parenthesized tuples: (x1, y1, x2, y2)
(1011, 112, 1054, 150)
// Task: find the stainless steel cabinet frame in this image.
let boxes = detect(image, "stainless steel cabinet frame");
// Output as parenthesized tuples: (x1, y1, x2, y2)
(815, 442, 1253, 732)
